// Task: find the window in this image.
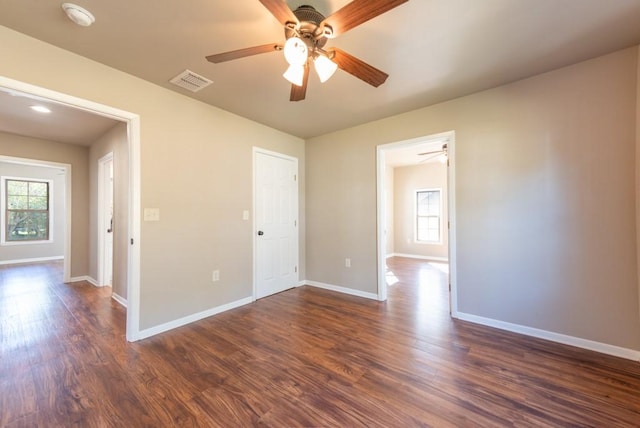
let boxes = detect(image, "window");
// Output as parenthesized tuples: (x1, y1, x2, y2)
(416, 189, 441, 243)
(4, 179, 50, 242)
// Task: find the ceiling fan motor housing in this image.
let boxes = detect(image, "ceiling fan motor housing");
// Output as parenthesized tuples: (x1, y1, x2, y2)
(285, 5, 328, 49)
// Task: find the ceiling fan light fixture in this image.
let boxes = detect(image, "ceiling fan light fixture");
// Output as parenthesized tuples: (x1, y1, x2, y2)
(283, 37, 308, 66)
(283, 64, 305, 86)
(314, 54, 338, 83)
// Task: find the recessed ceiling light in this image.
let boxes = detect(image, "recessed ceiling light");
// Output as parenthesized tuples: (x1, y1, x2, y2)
(30, 105, 52, 114)
(61, 3, 95, 27)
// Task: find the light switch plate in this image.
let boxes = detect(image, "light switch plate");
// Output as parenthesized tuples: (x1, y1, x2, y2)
(144, 208, 160, 221)
(242, 210, 249, 220)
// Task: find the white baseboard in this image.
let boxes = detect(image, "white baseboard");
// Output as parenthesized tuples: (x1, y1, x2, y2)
(390, 253, 449, 262)
(111, 293, 127, 308)
(305, 280, 379, 300)
(134, 296, 253, 341)
(454, 311, 640, 362)
(69, 275, 99, 287)
(0, 255, 63, 266)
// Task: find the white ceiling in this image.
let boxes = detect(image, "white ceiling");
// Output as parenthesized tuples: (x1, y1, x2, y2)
(1, 0, 640, 141)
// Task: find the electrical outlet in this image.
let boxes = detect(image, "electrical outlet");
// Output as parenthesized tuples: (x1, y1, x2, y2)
(345, 258, 351, 268)
(212, 270, 220, 282)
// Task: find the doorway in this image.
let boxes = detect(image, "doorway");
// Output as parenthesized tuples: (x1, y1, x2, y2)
(253, 147, 299, 299)
(376, 131, 457, 315)
(0, 75, 141, 341)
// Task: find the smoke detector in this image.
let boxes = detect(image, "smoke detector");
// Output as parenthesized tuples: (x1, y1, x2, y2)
(62, 3, 95, 27)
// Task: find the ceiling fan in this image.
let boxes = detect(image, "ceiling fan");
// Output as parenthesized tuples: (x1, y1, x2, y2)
(418, 144, 448, 164)
(205, 0, 409, 101)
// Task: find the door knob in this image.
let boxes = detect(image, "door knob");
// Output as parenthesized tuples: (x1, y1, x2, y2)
(258, 231, 264, 236)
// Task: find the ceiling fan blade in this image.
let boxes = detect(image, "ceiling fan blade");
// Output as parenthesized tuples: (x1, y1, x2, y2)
(259, 0, 299, 26)
(322, 0, 408, 37)
(418, 144, 448, 156)
(418, 150, 442, 156)
(290, 64, 310, 101)
(418, 153, 441, 163)
(206, 43, 281, 63)
(330, 48, 389, 87)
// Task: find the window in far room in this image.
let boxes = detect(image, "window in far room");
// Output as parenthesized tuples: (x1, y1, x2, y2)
(415, 189, 441, 243)
(3, 178, 51, 243)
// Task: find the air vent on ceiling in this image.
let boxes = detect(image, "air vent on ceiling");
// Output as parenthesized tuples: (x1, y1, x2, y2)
(169, 69, 213, 93)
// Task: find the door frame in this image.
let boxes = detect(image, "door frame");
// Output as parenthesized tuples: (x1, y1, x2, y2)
(376, 130, 458, 316)
(97, 152, 114, 287)
(0, 75, 142, 341)
(252, 146, 299, 300)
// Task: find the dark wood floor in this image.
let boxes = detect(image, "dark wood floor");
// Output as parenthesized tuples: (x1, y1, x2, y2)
(1, 258, 640, 426)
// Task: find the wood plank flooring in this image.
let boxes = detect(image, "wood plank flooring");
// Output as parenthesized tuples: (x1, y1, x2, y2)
(1, 258, 640, 426)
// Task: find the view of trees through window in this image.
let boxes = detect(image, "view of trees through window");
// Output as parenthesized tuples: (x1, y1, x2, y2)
(5, 179, 50, 242)
(416, 189, 440, 243)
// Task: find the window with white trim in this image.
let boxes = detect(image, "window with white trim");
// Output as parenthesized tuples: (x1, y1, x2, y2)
(3, 178, 51, 242)
(416, 189, 441, 243)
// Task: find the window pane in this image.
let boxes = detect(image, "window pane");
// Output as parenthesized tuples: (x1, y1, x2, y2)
(29, 182, 48, 197)
(7, 180, 28, 195)
(428, 197, 440, 215)
(7, 211, 49, 241)
(417, 193, 429, 216)
(5, 180, 50, 243)
(417, 217, 428, 241)
(8, 195, 28, 209)
(417, 191, 440, 215)
(29, 196, 48, 210)
(416, 190, 441, 242)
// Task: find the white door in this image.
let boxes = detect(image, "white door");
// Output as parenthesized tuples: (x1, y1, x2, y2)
(254, 149, 298, 299)
(98, 153, 114, 287)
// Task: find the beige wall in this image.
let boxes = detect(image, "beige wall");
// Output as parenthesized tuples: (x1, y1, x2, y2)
(0, 160, 65, 262)
(89, 123, 128, 300)
(0, 26, 305, 330)
(637, 45, 640, 323)
(393, 163, 448, 259)
(0, 132, 89, 277)
(307, 47, 640, 350)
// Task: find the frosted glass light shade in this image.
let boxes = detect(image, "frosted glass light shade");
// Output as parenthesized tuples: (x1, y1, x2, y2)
(283, 37, 308, 66)
(283, 64, 305, 86)
(314, 55, 338, 83)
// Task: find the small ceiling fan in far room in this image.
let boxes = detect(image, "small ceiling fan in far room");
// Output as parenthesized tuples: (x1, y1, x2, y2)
(205, 0, 409, 101)
(418, 144, 448, 164)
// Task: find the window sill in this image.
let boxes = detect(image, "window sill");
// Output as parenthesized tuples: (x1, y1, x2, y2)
(1, 239, 54, 246)
(414, 240, 443, 246)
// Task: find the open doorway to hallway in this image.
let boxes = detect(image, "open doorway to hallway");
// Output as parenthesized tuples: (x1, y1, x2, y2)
(376, 131, 457, 315)
(0, 76, 141, 341)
